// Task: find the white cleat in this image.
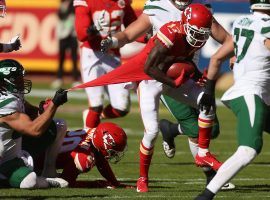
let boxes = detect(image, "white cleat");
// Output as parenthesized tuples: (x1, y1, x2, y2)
(162, 141, 175, 158)
(221, 182, 235, 190)
(46, 177, 69, 188)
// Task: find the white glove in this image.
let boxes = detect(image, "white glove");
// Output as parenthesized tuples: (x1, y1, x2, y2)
(95, 10, 110, 33)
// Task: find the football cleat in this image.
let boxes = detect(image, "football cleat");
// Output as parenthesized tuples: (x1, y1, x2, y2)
(195, 152, 222, 171)
(160, 119, 176, 158)
(46, 177, 69, 188)
(221, 182, 235, 190)
(136, 177, 148, 193)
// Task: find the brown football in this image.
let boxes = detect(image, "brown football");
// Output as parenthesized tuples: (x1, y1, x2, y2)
(166, 61, 195, 79)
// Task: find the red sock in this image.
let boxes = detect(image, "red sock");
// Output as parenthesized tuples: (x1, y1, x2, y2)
(101, 104, 122, 119)
(86, 109, 101, 128)
(139, 142, 154, 178)
(198, 117, 214, 149)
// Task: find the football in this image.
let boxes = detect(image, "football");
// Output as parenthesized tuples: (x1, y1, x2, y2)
(166, 61, 195, 79)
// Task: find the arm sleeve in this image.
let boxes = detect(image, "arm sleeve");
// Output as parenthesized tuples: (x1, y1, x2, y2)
(95, 152, 119, 186)
(123, 1, 137, 27)
(156, 23, 176, 49)
(74, 6, 92, 42)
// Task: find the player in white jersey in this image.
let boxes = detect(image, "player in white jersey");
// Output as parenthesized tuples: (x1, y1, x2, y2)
(195, 1, 270, 199)
(0, 59, 68, 188)
(101, 0, 233, 192)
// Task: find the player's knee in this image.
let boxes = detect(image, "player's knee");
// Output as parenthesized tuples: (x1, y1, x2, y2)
(237, 146, 257, 167)
(113, 108, 129, 117)
(19, 171, 37, 189)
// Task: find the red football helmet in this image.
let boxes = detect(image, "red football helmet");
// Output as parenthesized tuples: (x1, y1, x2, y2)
(0, 0, 6, 18)
(182, 3, 212, 48)
(92, 122, 127, 163)
(174, 0, 191, 10)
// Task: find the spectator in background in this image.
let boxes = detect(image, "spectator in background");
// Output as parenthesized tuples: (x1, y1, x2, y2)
(51, 0, 80, 89)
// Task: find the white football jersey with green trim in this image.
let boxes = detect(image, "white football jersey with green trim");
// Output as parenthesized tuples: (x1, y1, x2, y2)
(0, 93, 25, 164)
(222, 12, 270, 105)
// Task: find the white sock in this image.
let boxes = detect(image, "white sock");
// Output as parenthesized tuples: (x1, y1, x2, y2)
(207, 146, 257, 193)
(20, 172, 37, 189)
(42, 119, 67, 177)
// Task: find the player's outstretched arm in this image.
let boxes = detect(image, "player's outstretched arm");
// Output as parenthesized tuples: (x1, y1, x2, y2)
(101, 13, 151, 52)
(210, 17, 231, 45)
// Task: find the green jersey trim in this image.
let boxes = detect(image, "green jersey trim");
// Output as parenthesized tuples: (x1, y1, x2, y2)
(261, 26, 270, 34)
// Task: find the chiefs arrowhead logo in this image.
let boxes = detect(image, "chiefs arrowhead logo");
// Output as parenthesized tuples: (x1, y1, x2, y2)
(103, 132, 116, 149)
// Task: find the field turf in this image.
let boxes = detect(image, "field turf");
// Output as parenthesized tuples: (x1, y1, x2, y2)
(1, 80, 270, 200)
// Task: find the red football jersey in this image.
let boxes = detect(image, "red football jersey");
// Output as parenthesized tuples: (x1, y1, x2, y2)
(73, 0, 137, 52)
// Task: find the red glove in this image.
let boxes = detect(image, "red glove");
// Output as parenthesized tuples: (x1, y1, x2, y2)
(174, 69, 187, 87)
(196, 68, 208, 87)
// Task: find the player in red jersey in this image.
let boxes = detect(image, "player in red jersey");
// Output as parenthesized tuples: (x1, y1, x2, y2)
(54, 122, 128, 187)
(73, 0, 137, 129)
(96, 3, 222, 192)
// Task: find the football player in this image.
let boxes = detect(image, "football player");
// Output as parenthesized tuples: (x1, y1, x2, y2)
(0, 0, 21, 53)
(101, 0, 233, 192)
(73, 0, 137, 129)
(34, 122, 129, 188)
(196, 0, 270, 199)
(0, 59, 68, 188)
(100, 3, 223, 192)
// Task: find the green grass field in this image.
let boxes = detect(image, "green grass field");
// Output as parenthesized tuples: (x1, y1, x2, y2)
(1, 80, 270, 200)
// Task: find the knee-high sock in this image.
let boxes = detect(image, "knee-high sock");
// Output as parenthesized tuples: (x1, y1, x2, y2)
(207, 146, 257, 193)
(139, 142, 154, 178)
(198, 114, 214, 154)
(86, 109, 101, 128)
(42, 120, 67, 177)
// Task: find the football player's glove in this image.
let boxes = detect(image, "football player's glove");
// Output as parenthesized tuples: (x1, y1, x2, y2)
(198, 79, 216, 114)
(52, 88, 68, 106)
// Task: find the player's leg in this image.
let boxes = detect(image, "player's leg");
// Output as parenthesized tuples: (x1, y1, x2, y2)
(41, 119, 67, 178)
(196, 95, 267, 200)
(101, 55, 130, 119)
(80, 47, 106, 128)
(0, 157, 48, 189)
(136, 80, 163, 193)
(162, 80, 221, 170)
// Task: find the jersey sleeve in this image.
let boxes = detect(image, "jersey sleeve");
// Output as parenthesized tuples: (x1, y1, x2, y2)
(260, 20, 270, 39)
(156, 22, 176, 49)
(123, 0, 137, 27)
(74, 2, 92, 42)
(0, 96, 19, 117)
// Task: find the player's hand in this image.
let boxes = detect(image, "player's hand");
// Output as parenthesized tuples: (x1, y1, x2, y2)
(174, 69, 187, 88)
(100, 37, 113, 53)
(38, 99, 52, 114)
(196, 69, 208, 87)
(11, 36, 21, 51)
(52, 88, 68, 106)
(95, 10, 109, 33)
(198, 79, 216, 114)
